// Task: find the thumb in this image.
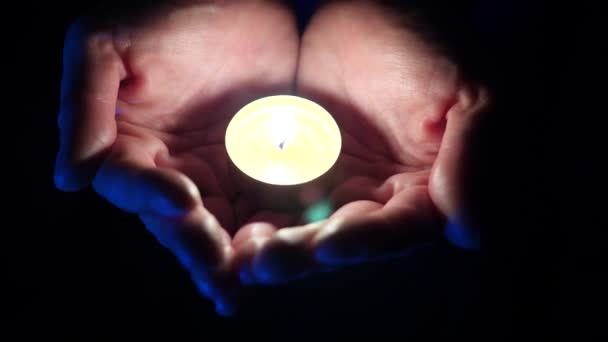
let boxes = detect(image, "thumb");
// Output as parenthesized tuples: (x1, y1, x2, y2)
(430, 85, 490, 250)
(55, 18, 125, 191)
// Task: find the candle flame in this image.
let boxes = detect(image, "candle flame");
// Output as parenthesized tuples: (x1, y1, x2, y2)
(269, 106, 297, 150)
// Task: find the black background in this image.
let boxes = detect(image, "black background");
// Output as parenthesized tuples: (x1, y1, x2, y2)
(3, 1, 588, 340)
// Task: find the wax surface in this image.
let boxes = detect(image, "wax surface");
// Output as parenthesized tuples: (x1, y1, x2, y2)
(225, 95, 341, 185)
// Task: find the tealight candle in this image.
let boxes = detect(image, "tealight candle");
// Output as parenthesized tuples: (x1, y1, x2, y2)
(225, 95, 341, 186)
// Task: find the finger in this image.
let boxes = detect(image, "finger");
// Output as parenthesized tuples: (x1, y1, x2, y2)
(92, 140, 238, 313)
(314, 186, 441, 265)
(230, 212, 295, 284)
(55, 19, 125, 191)
(429, 85, 489, 216)
(232, 222, 277, 250)
(239, 221, 324, 285)
(92, 140, 201, 217)
(140, 206, 237, 314)
(232, 222, 277, 285)
(429, 86, 489, 249)
(239, 188, 440, 284)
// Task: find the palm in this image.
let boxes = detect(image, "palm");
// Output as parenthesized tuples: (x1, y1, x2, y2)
(58, 1, 485, 313)
(110, 2, 299, 233)
(231, 2, 487, 285)
(295, 2, 452, 228)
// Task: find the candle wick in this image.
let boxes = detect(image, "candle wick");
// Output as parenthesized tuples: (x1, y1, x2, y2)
(278, 139, 286, 150)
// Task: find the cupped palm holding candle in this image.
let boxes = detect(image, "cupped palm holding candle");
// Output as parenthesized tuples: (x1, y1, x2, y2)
(54, 1, 488, 316)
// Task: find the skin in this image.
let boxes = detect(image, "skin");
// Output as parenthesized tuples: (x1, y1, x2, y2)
(55, 0, 488, 315)
(234, 0, 488, 288)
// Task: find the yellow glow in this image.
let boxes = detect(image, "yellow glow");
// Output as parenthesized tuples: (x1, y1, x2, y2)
(225, 95, 341, 186)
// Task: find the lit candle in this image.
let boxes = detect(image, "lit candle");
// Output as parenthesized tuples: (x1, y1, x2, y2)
(225, 95, 341, 186)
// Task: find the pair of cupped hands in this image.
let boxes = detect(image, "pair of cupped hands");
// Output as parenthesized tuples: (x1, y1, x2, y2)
(54, 0, 488, 315)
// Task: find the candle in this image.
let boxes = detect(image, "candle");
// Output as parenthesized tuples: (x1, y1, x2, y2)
(225, 95, 341, 186)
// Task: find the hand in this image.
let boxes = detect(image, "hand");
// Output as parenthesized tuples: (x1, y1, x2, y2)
(233, 1, 489, 285)
(54, 0, 299, 314)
